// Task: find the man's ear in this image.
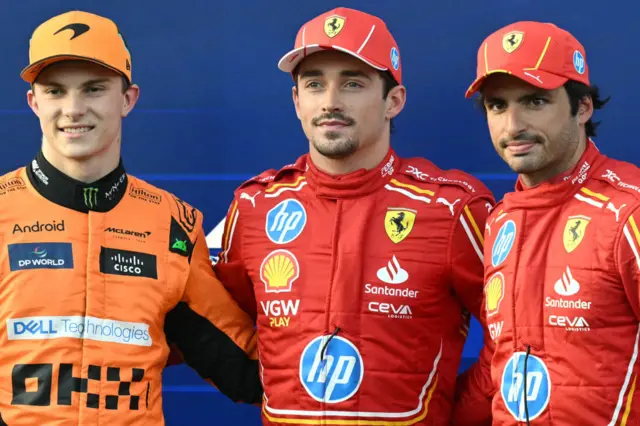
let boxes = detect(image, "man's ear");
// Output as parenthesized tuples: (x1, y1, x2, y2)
(385, 85, 406, 120)
(121, 84, 140, 118)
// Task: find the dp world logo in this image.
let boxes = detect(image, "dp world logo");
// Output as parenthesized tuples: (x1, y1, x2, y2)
(299, 335, 363, 403)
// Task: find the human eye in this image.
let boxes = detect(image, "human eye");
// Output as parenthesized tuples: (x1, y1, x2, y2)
(85, 86, 106, 94)
(485, 100, 506, 113)
(345, 81, 363, 89)
(528, 97, 548, 108)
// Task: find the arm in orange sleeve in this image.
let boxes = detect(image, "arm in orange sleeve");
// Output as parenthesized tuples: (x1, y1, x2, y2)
(617, 208, 640, 320)
(214, 198, 258, 322)
(449, 194, 495, 426)
(164, 226, 262, 404)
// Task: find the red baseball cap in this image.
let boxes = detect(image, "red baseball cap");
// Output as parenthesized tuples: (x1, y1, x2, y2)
(466, 21, 589, 98)
(278, 7, 402, 84)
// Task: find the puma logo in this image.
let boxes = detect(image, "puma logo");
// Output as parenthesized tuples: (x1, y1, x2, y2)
(606, 201, 627, 222)
(240, 191, 261, 208)
(436, 197, 461, 216)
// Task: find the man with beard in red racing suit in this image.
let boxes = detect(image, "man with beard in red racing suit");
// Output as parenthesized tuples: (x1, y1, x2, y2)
(453, 21, 640, 425)
(213, 7, 496, 426)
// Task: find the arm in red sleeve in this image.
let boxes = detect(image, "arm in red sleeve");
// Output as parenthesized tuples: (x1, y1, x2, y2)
(450, 194, 495, 426)
(617, 208, 640, 320)
(214, 198, 258, 322)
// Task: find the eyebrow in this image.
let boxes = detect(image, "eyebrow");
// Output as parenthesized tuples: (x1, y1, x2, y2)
(37, 78, 112, 88)
(298, 69, 372, 80)
(484, 90, 552, 103)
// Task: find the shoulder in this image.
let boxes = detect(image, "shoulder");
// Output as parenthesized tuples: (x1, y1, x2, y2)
(396, 157, 494, 200)
(233, 155, 307, 197)
(0, 167, 29, 202)
(127, 175, 203, 239)
(592, 157, 640, 202)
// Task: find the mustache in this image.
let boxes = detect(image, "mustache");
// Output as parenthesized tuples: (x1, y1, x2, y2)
(500, 132, 544, 148)
(312, 112, 356, 126)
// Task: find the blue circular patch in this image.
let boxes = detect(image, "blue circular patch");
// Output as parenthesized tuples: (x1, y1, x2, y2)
(501, 352, 551, 421)
(265, 199, 307, 244)
(390, 47, 400, 71)
(573, 50, 585, 75)
(491, 220, 516, 267)
(299, 335, 364, 403)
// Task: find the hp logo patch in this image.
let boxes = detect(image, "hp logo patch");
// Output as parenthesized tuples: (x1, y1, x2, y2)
(266, 199, 307, 244)
(492, 220, 516, 267)
(390, 47, 400, 71)
(300, 335, 364, 403)
(501, 352, 551, 421)
(573, 50, 585, 75)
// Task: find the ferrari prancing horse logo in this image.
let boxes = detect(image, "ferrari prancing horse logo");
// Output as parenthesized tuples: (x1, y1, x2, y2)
(385, 208, 416, 243)
(324, 15, 345, 38)
(502, 31, 524, 53)
(563, 215, 591, 253)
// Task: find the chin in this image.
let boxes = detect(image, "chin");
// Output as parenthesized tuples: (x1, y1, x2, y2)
(314, 140, 358, 159)
(507, 158, 544, 175)
(59, 145, 104, 161)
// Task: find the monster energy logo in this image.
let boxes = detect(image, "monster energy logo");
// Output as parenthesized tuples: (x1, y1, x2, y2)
(83, 187, 99, 209)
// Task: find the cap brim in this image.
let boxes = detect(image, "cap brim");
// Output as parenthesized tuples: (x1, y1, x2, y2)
(465, 69, 568, 98)
(278, 44, 387, 73)
(21, 55, 130, 84)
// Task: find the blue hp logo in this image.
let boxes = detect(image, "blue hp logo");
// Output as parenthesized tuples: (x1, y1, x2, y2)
(573, 50, 585, 75)
(390, 47, 400, 70)
(266, 199, 306, 244)
(300, 335, 364, 403)
(492, 220, 516, 267)
(501, 353, 551, 421)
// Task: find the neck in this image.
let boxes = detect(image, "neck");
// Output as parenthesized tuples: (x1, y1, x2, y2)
(41, 137, 121, 183)
(309, 139, 390, 175)
(520, 135, 588, 187)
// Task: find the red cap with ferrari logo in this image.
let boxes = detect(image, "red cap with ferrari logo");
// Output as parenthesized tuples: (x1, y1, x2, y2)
(278, 7, 402, 84)
(466, 21, 589, 98)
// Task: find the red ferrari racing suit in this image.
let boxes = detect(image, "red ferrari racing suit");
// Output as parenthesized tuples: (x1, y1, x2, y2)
(215, 149, 495, 425)
(454, 140, 640, 425)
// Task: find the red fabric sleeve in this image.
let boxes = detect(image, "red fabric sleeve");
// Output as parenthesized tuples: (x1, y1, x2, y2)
(617, 208, 640, 320)
(450, 194, 495, 426)
(214, 198, 258, 322)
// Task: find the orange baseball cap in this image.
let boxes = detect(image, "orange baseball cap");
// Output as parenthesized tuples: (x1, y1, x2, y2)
(466, 21, 589, 98)
(278, 7, 402, 84)
(21, 10, 132, 84)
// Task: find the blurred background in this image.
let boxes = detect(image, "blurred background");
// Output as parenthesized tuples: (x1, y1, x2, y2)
(2, 0, 636, 424)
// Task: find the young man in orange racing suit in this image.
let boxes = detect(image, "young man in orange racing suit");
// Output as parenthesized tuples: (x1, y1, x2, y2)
(0, 11, 262, 426)
(453, 21, 640, 425)
(212, 7, 495, 425)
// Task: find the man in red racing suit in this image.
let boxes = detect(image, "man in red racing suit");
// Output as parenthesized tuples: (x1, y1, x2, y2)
(453, 21, 640, 425)
(213, 7, 495, 426)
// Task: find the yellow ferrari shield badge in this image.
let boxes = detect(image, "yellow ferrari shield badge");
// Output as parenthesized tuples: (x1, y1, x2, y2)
(324, 16, 345, 38)
(385, 208, 416, 243)
(502, 31, 524, 53)
(563, 215, 590, 253)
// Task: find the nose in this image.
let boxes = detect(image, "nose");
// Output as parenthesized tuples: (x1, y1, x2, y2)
(61, 92, 87, 120)
(502, 105, 526, 138)
(321, 84, 345, 113)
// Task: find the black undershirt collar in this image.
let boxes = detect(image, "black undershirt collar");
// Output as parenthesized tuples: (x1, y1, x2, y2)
(26, 151, 128, 213)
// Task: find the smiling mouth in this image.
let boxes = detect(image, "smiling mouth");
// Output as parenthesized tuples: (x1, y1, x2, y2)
(59, 126, 94, 134)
